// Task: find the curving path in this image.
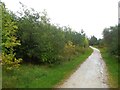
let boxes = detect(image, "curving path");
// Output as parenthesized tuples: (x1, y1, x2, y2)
(58, 46, 108, 88)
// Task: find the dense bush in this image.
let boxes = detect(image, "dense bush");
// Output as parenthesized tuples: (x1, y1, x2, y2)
(102, 26, 118, 56)
(15, 4, 89, 64)
(62, 41, 76, 60)
(1, 2, 89, 65)
(1, 3, 22, 70)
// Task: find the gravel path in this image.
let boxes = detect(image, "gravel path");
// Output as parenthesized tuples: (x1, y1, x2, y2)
(58, 46, 108, 88)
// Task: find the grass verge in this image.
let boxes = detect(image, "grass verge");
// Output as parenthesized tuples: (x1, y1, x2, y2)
(98, 47, 119, 88)
(2, 47, 93, 88)
(0, 65, 1, 90)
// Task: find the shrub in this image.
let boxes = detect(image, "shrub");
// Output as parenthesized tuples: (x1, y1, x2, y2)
(62, 41, 76, 60)
(1, 3, 22, 70)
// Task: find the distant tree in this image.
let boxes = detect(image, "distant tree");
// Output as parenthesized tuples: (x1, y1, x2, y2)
(89, 36, 98, 46)
(97, 39, 104, 48)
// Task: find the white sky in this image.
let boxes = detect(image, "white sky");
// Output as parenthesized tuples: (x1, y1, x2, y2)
(1, 0, 119, 39)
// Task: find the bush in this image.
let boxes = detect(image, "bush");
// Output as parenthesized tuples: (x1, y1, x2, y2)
(103, 26, 118, 56)
(1, 3, 22, 70)
(8, 3, 90, 64)
(62, 41, 76, 60)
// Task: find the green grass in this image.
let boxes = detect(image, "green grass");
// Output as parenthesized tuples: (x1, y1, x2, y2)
(98, 47, 119, 88)
(0, 65, 1, 89)
(2, 47, 93, 88)
(0, 54, 1, 89)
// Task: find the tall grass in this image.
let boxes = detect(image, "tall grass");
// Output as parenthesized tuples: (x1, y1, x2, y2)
(99, 47, 119, 88)
(2, 47, 93, 88)
(0, 65, 1, 89)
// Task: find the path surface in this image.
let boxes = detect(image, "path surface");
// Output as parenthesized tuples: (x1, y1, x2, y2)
(58, 46, 108, 88)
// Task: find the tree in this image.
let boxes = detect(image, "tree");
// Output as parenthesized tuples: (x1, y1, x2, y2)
(11, 3, 90, 64)
(1, 3, 22, 70)
(89, 36, 98, 46)
(103, 26, 118, 56)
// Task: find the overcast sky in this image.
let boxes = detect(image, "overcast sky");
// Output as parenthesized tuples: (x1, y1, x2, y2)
(1, 0, 119, 39)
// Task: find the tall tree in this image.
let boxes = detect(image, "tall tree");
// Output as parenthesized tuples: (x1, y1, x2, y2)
(1, 3, 22, 70)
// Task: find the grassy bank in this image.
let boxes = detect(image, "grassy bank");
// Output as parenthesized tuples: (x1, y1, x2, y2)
(3, 47, 93, 88)
(98, 47, 119, 88)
